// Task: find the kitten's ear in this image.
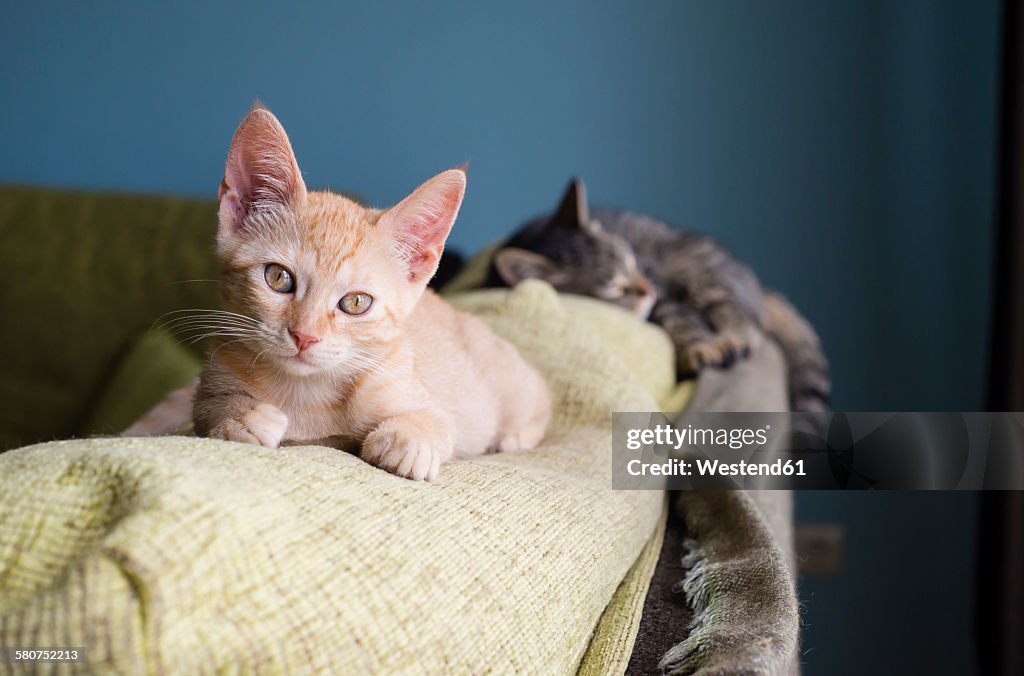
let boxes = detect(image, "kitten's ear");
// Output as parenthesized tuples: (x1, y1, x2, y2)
(493, 248, 569, 287)
(552, 177, 590, 228)
(381, 168, 466, 283)
(218, 104, 307, 234)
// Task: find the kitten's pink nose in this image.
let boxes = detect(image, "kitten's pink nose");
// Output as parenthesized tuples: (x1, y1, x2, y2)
(289, 329, 320, 352)
(628, 276, 653, 297)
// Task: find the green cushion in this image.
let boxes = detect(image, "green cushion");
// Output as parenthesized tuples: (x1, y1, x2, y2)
(82, 328, 202, 435)
(0, 282, 672, 672)
(0, 186, 220, 450)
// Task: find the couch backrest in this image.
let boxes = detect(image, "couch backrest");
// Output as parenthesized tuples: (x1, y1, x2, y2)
(0, 185, 220, 449)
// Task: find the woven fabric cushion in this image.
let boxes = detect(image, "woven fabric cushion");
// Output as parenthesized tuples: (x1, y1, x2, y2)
(83, 328, 202, 435)
(0, 281, 685, 673)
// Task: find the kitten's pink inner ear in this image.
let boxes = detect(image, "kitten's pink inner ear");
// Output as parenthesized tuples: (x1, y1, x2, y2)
(219, 106, 307, 233)
(383, 169, 467, 283)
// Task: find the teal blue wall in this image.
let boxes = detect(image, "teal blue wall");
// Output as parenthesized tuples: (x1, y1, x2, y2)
(0, 0, 999, 413)
(0, 2, 1000, 673)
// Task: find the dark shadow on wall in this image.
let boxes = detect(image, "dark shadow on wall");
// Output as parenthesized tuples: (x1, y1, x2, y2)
(978, 1, 1024, 674)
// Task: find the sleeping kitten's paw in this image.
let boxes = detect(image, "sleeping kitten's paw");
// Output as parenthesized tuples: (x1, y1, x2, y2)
(211, 403, 289, 448)
(362, 414, 455, 481)
(683, 331, 754, 371)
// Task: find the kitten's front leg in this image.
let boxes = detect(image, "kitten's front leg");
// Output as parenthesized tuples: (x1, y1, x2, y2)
(361, 409, 455, 481)
(651, 300, 728, 375)
(194, 385, 289, 448)
(210, 401, 289, 448)
(652, 298, 762, 375)
(702, 301, 763, 364)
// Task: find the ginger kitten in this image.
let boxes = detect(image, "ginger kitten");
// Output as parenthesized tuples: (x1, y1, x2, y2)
(193, 106, 550, 481)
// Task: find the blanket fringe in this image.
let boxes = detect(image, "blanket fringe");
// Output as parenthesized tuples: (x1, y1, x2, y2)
(658, 493, 800, 676)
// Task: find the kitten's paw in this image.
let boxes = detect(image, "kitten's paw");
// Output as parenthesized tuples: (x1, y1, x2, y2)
(242, 403, 289, 447)
(684, 331, 753, 371)
(496, 433, 527, 453)
(495, 423, 546, 453)
(212, 403, 289, 448)
(362, 416, 454, 481)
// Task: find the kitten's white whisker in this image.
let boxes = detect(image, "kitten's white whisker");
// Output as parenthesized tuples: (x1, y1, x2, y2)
(342, 350, 405, 388)
(156, 308, 264, 326)
(163, 322, 263, 334)
(167, 316, 264, 329)
(159, 314, 266, 333)
(209, 337, 257, 359)
(165, 325, 262, 338)
(183, 331, 260, 346)
(170, 331, 255, 350)
(250, 348, 271, 369)
(161, 316, 261, 327)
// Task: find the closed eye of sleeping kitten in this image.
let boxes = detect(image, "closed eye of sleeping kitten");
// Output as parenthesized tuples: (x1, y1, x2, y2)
(191, 104, 551, 481)
(486, 179, 830, 413)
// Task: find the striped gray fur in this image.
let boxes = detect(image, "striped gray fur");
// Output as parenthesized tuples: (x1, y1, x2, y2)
(487, 179, 830, 413)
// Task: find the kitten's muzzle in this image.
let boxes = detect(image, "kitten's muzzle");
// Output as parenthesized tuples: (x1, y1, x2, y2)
(624, 277, 656, 318)
(628, 276, 653, 297)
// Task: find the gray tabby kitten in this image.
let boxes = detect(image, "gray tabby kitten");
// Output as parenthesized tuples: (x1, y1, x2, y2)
(486, 179, 830, 412)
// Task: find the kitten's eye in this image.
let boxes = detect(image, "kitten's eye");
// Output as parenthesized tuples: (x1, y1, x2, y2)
(264, 263, 295, 293)
(339, 292, 373, 315)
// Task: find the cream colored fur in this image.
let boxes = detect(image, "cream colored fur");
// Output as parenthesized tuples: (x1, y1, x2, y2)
(192, 106, 550, 480)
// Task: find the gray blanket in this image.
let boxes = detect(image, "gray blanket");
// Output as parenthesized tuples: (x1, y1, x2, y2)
(661, 341, 800, 675)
